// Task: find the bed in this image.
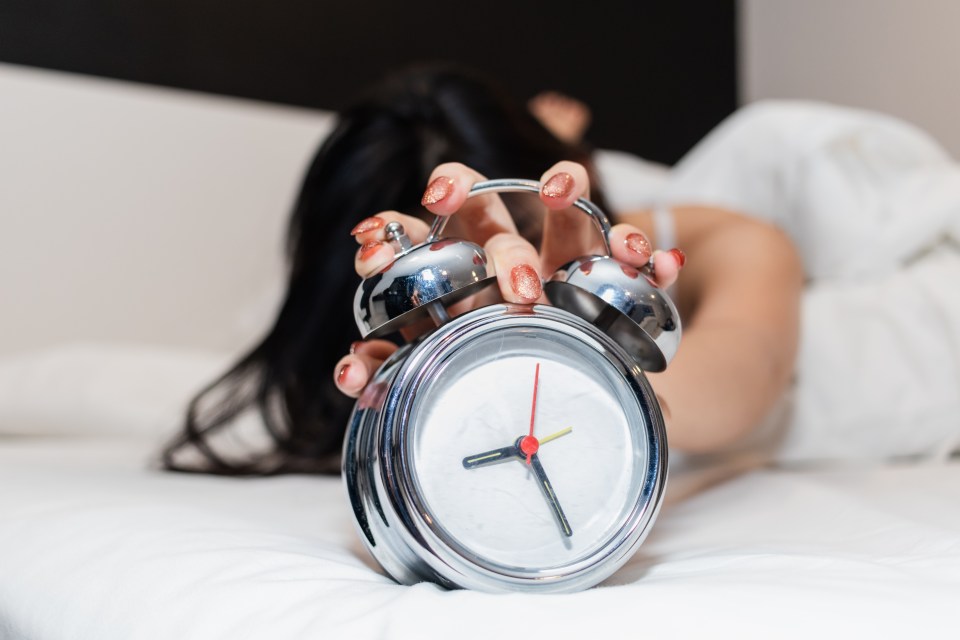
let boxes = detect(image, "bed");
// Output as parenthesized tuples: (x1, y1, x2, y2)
(2, 436, 958, 639)
(2, 63, 959, 639)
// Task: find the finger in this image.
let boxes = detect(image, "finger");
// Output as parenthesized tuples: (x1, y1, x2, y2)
(350, 211, 431, 245)
(650, 248, 686, 289)
(421, 163, 518, 245)
(334, 351, 390, 398)
(350, 339, 399, 361)
(609, 224, 654, 267)
(538, 162, 601, 273)
(485, 232, 545, 303)
(354, 240, 396, 279)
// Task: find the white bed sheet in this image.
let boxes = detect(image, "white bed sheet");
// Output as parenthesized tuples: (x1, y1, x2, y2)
(1, 437, 957, 639)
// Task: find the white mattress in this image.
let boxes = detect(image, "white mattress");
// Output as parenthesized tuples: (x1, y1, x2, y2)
(1, 437, 957, 639)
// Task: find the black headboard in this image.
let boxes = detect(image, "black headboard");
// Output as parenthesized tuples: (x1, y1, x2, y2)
(0, 1, 737, 164)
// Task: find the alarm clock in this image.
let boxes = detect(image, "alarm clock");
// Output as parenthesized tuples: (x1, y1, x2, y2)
(343, 179, 680, 593)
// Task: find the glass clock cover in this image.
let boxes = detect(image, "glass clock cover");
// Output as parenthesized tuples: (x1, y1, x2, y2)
(408, 327, 650, 574)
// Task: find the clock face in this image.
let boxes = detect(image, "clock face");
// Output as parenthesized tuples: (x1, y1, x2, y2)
(406, 328, 650, 574)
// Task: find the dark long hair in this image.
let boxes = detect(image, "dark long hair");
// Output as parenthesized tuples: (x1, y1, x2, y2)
(162, 65, 606, 475)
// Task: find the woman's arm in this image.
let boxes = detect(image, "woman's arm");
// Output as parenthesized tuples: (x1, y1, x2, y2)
(626, 206, 803, 454)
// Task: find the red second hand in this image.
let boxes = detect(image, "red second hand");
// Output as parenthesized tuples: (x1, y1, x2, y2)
(520, 362, 541, 465)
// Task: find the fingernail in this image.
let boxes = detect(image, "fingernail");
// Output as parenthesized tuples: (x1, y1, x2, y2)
(421, 176, 455, 205)
(625, 233, 653, 261)
(350, 217, 384, 236)
(510, 264, 542, 302)
(349, 341, 363, 354)
(669, 248, 687, 268)
(541, 172, 574, 199)
(359, 241, 382, 261)
(337, 364, 351, 386)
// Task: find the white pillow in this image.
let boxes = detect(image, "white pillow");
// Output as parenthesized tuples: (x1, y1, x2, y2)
(0, 344, 229, 439)
(782, 242, 960, 462)
(593, 149, 670, 211)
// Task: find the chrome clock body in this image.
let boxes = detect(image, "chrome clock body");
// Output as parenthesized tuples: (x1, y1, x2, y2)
(343, 179, 680, 593)
(344, 304, 668, 593)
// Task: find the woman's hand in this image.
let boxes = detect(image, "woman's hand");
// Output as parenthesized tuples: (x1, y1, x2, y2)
(334, 161, 685, 398)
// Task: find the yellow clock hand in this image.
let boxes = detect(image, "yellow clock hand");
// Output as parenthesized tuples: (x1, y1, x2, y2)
(462, 428, 572, 471)
(538, 427, 573, 446)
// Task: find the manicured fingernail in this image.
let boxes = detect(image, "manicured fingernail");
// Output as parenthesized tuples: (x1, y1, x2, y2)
(625, 233, 653, 261)
(337, 364, 351, 386)
(421, 176, 455, 205)
(359, 241, 383, 261)
(350, 217, 384, 236)
(510, 264, 542, 301)
(349, 341, 363, 354)
(541, 172, 574, 199)
(669, 248, 686, 268)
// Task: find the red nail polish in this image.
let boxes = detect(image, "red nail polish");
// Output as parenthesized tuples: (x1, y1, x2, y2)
(541, 172, 574, 199)
(669, 248, 686, 268)
(625, 233, 653, 261)
(421, 176, 454, 205)
(350, 217, 384, 236)
(510, 264, 542, 301)
(337, 364, 350, 386)
(359, 241, 382, 261)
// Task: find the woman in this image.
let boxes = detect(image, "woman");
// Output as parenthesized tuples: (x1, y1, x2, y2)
(163, 66, 802, 474)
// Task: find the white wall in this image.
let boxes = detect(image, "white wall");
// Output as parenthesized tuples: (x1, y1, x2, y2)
(741, 0, 960, 158)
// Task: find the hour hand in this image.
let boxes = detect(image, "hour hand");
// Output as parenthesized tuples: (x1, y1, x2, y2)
(530, 454, 572, 537)
(462, 445, 520, 469)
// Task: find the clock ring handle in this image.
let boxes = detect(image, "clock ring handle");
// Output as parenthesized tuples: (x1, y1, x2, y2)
(426, 178, 613, 257)
(427, 180, 679, 372)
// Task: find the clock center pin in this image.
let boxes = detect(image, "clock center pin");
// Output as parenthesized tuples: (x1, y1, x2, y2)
(519, 435, 540, 457)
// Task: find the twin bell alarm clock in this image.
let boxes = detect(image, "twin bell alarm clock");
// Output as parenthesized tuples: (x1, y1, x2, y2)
(343, 179, 681, 593)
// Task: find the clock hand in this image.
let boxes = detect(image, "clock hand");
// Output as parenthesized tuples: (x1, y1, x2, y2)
(522, 362, 541, 465)
(462, 445, 520, 469)
(529, 453, 572, 537)
(462, 428, 571, 470)
(537, 426, 572, 446)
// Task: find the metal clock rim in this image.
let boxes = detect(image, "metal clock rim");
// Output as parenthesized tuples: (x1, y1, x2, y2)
(382, 304, 669, 592)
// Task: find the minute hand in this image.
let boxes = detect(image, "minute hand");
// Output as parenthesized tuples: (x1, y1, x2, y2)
(530, 453, 572, 537)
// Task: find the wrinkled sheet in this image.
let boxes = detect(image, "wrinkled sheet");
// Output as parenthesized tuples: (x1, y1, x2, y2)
(1, 438, 957, 639)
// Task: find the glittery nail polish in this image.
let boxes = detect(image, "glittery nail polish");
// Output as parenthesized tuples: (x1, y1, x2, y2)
(625, 233, 653, 261)
(359, 241, 382, 261)
(510, 264, 542, 301)
(541, 172, 574, 199)
(669, 248, 687, 268)
(421, 176, 455, 205)
(350, 217, 384, 236)
(337, 364, 351, 386)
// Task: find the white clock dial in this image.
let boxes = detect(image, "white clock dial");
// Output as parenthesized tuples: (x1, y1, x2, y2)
(409, 330, 649, 572)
